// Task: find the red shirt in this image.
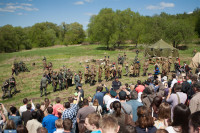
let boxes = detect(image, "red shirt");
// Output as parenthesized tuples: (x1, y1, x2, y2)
(53, 103, 64, 118)
(135, 85, 145, 93)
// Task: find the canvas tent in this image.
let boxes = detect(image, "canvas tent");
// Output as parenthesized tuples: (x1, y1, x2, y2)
(189, 52, 200, 68)
(144, 39, 179, 57)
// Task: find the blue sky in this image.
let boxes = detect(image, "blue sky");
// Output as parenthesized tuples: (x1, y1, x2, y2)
(0, 0, 200, 29)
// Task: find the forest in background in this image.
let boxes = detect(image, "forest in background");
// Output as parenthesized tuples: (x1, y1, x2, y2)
(0, 8, 200, 52)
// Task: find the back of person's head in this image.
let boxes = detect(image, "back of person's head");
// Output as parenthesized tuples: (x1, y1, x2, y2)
(155, 80, 159, 85)
(55, 119, 63, 129)
(47, 107, 53, 114)
(78, 101, 84, 108)
(86, 113, 101, 129)
(44, 98, 50, 108)
(83, 98, 89, 106)
(156, 129, 169, 133)
(151, 96, 162, 111)
(16, 125, 28, 133)
(100, 115, 119, 133)
(172, 104, 191, 133)
(130, 90, 138, 100)
(37, 127, 48, 133)
(158, 102, 171, 120)
(174, 83, 182, 92)
(137, 80, 141, 85)
(183, 76, 187, 81)
(147, 78, 152, 83)
(55, 97, 61, 103)
(26, 104, 32, 110)
(113, 101, 121, 117)
(10, 106, 17, 114)
(31, 111, 37, 119)
(193, 83, 200, 92)
(5, 119, 16, 130)
(136, 106, 154, 129)
(125, 83, 128, 88)
(172, 74, 176, 79)
(191, 75, 198, 83)
(63, 119, 72, 131)
(64, 102, 70, 109)
(123, 125, 137, 133)
(97, 86, 103, 92)
(119, 91, 126, 100)
(93, 99, 99, 106)
(23, 98, 28, 104)
(189, 111, 200, 133)
(36, 103, 41, 110)
(68, 97, 74, 103)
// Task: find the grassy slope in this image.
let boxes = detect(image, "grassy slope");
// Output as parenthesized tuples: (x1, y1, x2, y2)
(0, 44, 199, 108)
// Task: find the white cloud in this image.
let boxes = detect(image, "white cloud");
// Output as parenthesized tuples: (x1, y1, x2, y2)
(84, 12, 95, 16)
(21, 3, 32, 6)
(187, 11, 193, 14)
(146, 2, 175, 10)
(17, 12, 23, 15)
(74, 1, 84, 5)
(0, 2, 38, 13)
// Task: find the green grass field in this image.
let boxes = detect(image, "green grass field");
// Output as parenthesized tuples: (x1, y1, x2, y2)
(0, 43, 199, 108)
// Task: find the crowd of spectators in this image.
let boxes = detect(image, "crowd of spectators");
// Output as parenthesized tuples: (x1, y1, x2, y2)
(0, 70, 200, 133)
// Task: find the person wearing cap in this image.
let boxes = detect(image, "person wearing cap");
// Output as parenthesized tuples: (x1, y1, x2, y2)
(112, 77, 122, 91)
(106, 90, 119, 112)
(118, 90, 133, 118)
(189, 83, 200, 113)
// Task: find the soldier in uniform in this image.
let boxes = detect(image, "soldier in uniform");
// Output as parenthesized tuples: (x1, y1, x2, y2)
(43, 60, 47, 70)
(9, 75, 17, 95)
(74, 73, 80, 90)
(174, 57, 180, 75)
(142, 60, 149, 76)
(12, 61, 19, 76)
(124, 52, 127, 60)
(90, 65, 97, 85)
(98, 66, 103, 82)
(84, 65, 90, 83)
(48, 62, 53, 71)
(58, 69, 64, 91)
(40, 74, 48, 97)
(78, 71, 83, 83)
(117, 65, 122, 78)
(129, 64, 134, 77)
(135, 61, 140, 77)
(67, 69, 73, 87)
(162, 59, 168, 76)
(51, 71, 58, 92)
(125, 61, 129, 76)
(105, 65, 110, 82)
(168, 56, 173, 72)
(2, 79, 10, 98)
(118, 54, 121, 65)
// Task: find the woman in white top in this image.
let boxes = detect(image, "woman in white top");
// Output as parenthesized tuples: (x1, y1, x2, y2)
(92, 99, 102, 115)
(165, 104, 191, 133)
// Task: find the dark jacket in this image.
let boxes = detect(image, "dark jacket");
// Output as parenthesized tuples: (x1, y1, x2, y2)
(22, 110, 32, 126)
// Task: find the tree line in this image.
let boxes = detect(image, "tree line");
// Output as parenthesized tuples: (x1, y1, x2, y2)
(88, 8, 200, 49)
(0, 8, 200, 52)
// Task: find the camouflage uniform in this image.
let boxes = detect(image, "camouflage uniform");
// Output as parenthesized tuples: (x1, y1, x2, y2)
(43, 61, 47, 70)
(129, 64, 135, 77)
(91, 65, 97, 85)
(67, 69, 73, 87)
(9, 76, 17, 95)
(135, 62, 140, 77)
(168, 57, 173, 72)
(40, 76, 48, 97)
(2, 79, 10, 98)
(74, 73, 80, 90)
(78, 71, 83, 83)
(98, 66, 103, 82)
(52, 72, 58, 92)
(117, 66, 122, 78)
(143, 60, 149, 76)
(105, 65, 110, 81)
(58, 71, 64, 91)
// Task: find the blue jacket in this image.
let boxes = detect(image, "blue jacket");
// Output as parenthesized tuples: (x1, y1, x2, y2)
(42, 114, 58, 133)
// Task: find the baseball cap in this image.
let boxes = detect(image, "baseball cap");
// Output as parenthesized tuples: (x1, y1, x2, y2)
(110, 90, 117, 97)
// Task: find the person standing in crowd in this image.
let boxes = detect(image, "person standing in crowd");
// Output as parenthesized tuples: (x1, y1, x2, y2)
(136, 106, 157, 133)
(26, 111, 42, 133)
(35, 103, 44, 123)
(106, 90, 119, 112)
(189, 83, 200, 113)
(189, 111, 200, 133)
(165, 104, 191, 133)
(19, 98, 35, 116)
(112, 77, 122, 91)
(135, 80, 145, 93)
(54, 119, 64, 133)
(170, 74, 178, 89)
(4, 120, 17, 133)
(0, 109, 6, 132)
(22, 104, 33, 126)
(53, 97, 64, 118)
(84, 113, 101, 133)
(8, 106, 22, 127)
(150, 96, 163, 119)
(93, 85, 109, 107)
(127, 90, 143, 122)
(100, 115, 120, 133)
(63, 119, 72, 133)
(77, 84, 84, 100)
(42, 107, 58, 133)
(40, 74, 48, 97)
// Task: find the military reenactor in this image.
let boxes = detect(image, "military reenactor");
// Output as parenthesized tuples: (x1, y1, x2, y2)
(63, 69, 68, 90)
(149, 58, 155, 64)
(85, 65, 90, 83)
(162, 59, 168, 76)
(174, 57, 180, 75)
(48, 62, 53, 71)
(135, 61, 140, 77)
(51, 71, 58, 92)
(74, 73, 80, 90)
(40, 74, 48, 97)
(78, 71, 83, 83)
(58, 69, 64, 91)
(168, 56, 173, 72)
(98, 66, 103, 82)
(12, 61, 19, 76)
(9, 75, 17, 95)
(118, 54, 121, 65)
(129, 64, 134, 77)
(67, 69, 73, 86)
(2, 79, 10, 98)
(117, 65, 122, 78)
(125, 61, 129, 76)
(121, 56, 124, 66)
(142, 60, 149, 76)
(124, 52, 127, 60)
(105, 65, 110, 82)
(43, 56, 46, 61)
(91, 65, 97, 85)
(43, 60, 47, 70)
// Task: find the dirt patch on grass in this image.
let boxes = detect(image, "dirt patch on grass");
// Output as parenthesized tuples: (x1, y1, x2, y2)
(3, 56, 41, 65)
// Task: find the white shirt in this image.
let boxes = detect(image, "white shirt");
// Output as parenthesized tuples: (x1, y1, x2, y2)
(26, 119, 42, 133)
(19, 102, 35, 116)
(53, 129, 64, 133)
(106, 98, 119, 111)
(103, 95, 111, 105)
(165, 126, 179, 133)
(171, 78, 177, 88)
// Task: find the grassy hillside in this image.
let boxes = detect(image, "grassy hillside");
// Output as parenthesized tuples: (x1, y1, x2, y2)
(0, 44, 198, 108)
